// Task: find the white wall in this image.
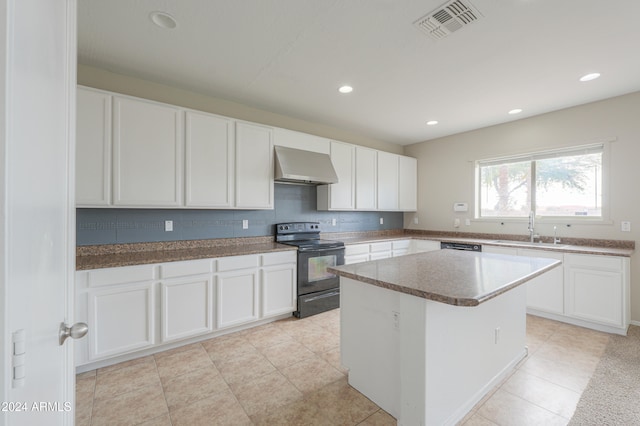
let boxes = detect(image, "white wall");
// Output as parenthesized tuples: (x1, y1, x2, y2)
(77, 64, 403, 155)
(404, 91, 640, 321)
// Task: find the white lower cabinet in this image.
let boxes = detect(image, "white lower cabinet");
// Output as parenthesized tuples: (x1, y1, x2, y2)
(565, 253, 628, 329)
(160, 275, 214, 343)
(410, 239, 441, 254)
(520, 249, 564, 315)
(483, 245, 629, 334)
(75, 250, 296, 368)
(87, 282, 156, 360)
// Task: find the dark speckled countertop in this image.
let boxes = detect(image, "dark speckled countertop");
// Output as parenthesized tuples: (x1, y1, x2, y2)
(76, 230, 634, 271)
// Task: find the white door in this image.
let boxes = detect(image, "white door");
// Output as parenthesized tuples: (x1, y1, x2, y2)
(0, 1, 77, 425)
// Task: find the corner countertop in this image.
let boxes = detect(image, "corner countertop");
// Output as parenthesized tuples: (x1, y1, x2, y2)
(328, 250, 561, 306)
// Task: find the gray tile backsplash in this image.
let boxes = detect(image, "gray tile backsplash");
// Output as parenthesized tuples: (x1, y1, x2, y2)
(76, 184, 403, 245)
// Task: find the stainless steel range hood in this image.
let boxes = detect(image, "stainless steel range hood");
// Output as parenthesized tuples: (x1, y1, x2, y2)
(274, 145, 339, 185)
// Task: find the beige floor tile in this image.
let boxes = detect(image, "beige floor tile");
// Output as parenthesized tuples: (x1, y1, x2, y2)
(282, 356, 345, 394)
(477, 388, 569, 426)
(300, 328, 340, 354)
(136, 414, 173, 426)
(75, 399, 92, 426)
(251, 397, 334, 426)
(306, 377, 379, 425)
(94, 356, 160, 400)
(244, 324, 295, 349)
(501, 370, 581, 419)
(154, 343, 213, 382)
(202, 333, 258, 362)
(460, 412, 499, 425)
(279, 319, 327, 340)
(163, 365, 229, 411)
(76, 369, 96, 380)
(75, 375, 96, 405)
(96, 354, 155, 375)
(91, 383, 168, 426)
(358, 409, 397, 425)
(533, 339, 601, 372)
(260, 339, 317, 370)
(170, 388, 252, 426)
(519, 353, 592, 393)
(319, 346, 348, 374)
(233, 370, 304, 417)
(215, 349, 276, 386)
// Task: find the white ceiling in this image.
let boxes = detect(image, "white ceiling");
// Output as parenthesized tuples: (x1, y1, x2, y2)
(78, 0, 640, 146)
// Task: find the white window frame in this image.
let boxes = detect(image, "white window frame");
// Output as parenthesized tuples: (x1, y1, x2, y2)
(474, 140, 612, 224)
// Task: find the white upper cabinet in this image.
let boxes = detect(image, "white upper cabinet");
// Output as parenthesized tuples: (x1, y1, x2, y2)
(377, 151, 399, 210)
(235, 121, 274, 209)
(355, 146, 377, 210)
(398, 155, 417, 211)
(76, 87, 111, 206)
(317, 141, 355, 210)
(184, 111, 234, 208)
(113, 96, 183, 206)
(273, 127, 330, 154)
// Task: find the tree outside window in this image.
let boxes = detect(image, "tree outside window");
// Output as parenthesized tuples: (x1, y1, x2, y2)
(477, 145, 603, 219)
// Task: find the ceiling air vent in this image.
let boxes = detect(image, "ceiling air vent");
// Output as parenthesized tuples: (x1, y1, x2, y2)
(414, 0, 483, 41)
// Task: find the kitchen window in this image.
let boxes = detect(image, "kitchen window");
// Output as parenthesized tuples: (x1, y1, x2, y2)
(476, 143, 608, 220)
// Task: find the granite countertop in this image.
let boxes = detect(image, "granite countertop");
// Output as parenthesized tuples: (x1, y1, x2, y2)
(328, 231, 634, 257)
(328, 250, 562, 306)
(76, 238, 295, 271)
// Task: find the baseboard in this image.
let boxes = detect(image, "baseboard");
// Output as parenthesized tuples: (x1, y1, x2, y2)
(630, 320, 640, 327)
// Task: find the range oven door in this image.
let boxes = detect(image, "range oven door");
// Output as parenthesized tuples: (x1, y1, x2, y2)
(295, 246, 344, 318)
(297, 246, 345, 296)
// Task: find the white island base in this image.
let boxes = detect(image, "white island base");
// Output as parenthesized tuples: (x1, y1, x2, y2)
(340, 278, 527, 426)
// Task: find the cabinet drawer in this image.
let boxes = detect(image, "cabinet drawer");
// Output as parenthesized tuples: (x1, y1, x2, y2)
(392, 240, 411, 250)
(370, 242, 392, 253)
(261, 250, 296, 266)
(345, 244, 369, 256)
(160, 259, 213, 279)
(218, 254, 259, 272)
(88, 264, 156, 287)
(565, 254, 622, 271)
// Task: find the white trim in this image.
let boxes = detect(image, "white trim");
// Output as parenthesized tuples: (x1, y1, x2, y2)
(629, 320, 640, 327)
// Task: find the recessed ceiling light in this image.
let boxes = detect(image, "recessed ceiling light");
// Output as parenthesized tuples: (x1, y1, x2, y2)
(508, 108, 523, 115)
(338, 85, 353, 94)
(426, 120, 438, 126)
(150, 11, 177, 29)
(579, 72, 601, 82)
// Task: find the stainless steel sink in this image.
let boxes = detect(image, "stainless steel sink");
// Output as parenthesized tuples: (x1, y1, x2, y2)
(490, 240, 567, 248)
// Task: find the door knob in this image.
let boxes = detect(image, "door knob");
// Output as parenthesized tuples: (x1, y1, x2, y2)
(58, 322, 88, 346)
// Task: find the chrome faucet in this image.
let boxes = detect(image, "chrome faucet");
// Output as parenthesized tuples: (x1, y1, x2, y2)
(553, 226, 561, 245)
(528, 211, 538, 242)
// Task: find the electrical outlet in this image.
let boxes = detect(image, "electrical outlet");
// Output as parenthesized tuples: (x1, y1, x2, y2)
(465, 218, 471, 226)
(379, 217, 384, 225)
(453, 218, 460, 228)
(242, 219, 249, 229)
(332, 218, 337, 226)
(495, 327, 501, 344)
(413, 217, 419, 225)
(393, 311, 400, 330)
(621, 221, 631, 232)
(164, 220, 173, 232)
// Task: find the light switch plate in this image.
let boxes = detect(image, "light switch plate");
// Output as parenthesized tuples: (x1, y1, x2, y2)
(621, 221, 631, 232)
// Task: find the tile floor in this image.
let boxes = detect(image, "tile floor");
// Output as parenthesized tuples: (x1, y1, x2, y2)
(76, 310, 609, 426)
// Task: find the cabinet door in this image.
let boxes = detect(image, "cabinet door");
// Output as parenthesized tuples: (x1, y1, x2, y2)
(160, 275, 214, 342)
(113, 96, 183, 206)
(76, 87, 111, 206)
(235, 122, 274, 209)
(519, 249, 564, 315)
(88, 283, 155, 360)
(261, 264, 296, 318)
(273, 127, 330, 154)
(377, 151, 399, 210)
(185, 111, 234, 207)
(217, 269, 259, 328)
(355, 146, 377, 210)
(565, 254, 624, 327)
(328, 141, 355, 209)
(370, 252, 392, 260)
(398, 156, 417, 211)
(411, 240, 441, 253)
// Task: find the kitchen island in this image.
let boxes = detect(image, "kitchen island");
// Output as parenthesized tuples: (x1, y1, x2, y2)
(328, 249, 561, 426)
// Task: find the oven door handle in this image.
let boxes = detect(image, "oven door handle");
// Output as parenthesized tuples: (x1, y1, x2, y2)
(299, 247, 344, 253)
